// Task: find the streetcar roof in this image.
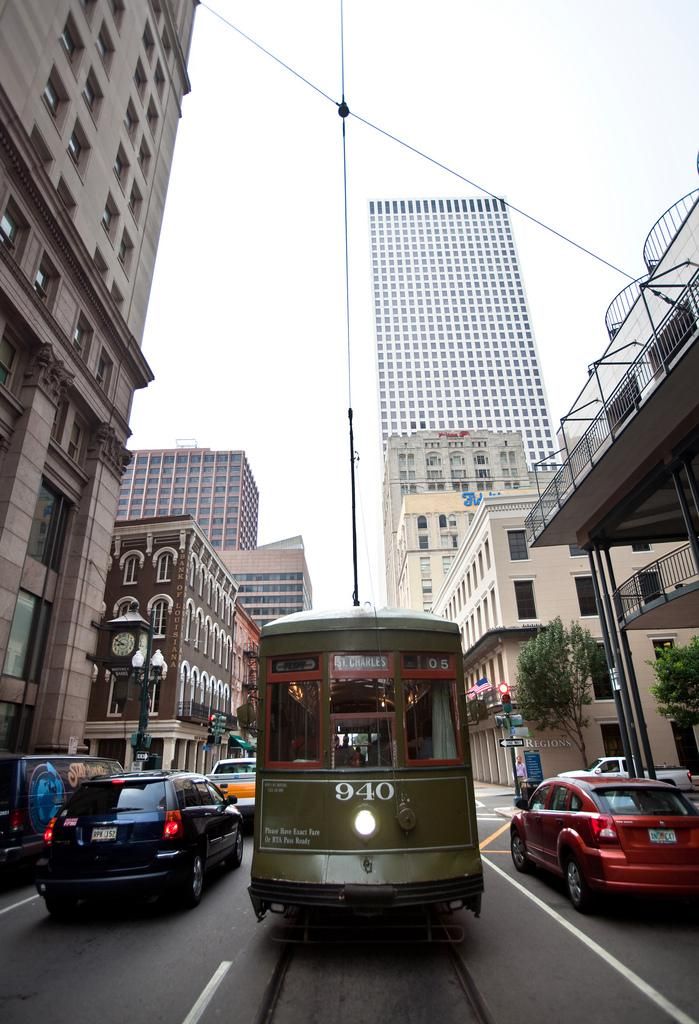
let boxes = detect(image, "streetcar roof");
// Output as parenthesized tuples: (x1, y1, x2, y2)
(261, 607, 460, 637)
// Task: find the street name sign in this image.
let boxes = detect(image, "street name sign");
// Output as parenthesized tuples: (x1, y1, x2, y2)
(499, 737, 524, 748)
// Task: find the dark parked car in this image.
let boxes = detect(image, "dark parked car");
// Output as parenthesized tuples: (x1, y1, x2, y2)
(510, 775, 699, 913)
(35, 770, 243, 916)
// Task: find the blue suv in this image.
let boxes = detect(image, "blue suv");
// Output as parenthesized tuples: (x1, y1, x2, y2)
(35, 770, 243, 916)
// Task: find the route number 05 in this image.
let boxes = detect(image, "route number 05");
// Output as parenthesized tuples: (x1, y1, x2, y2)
(335, 781, 395, 801)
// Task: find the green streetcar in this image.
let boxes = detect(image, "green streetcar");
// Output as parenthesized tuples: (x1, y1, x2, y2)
(248, 607, 483, 921)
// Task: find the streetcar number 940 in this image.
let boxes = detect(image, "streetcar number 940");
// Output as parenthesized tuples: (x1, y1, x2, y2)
(336, 782, 395, 801)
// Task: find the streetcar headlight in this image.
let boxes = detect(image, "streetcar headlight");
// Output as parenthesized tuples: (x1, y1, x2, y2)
(354, 808, 377, 837)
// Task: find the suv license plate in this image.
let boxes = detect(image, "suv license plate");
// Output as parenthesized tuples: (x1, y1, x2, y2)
(92, 826, 117, 842)
(648, 829, 676, 843)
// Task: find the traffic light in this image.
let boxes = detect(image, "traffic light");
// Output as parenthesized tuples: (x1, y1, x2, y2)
(498, 682, 513, 713)
(207, 714, 216, 744)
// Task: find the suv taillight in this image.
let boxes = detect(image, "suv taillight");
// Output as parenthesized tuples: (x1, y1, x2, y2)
(44, 817, 57, 845)
(589, 814, 619, 844)
(163, 810, 183, 840)
(9, 808, 24, 831)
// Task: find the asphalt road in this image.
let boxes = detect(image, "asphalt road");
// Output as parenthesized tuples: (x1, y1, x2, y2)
(0, 798, 697, 1024)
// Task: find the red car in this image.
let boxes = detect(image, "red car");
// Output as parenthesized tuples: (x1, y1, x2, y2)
(510, 775, 699, 913)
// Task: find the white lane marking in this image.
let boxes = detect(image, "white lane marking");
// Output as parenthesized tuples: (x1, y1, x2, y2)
(0, 895, 39, 916)
(477, 816, 503, 821)
(484, 857, 698, 1024)
(181, 961, 232, 1024)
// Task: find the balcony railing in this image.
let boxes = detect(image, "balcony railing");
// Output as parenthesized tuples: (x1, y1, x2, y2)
(177, 701, 237, 729)
(525, 268, 699, 544)
(613, 544, 699, 623)
(604, 274, 648, 340)
(643, 190, 699, 272)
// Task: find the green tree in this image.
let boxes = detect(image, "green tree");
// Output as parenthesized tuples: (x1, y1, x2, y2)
(516, 617, 607, 766)
(649, 637, 699, 728)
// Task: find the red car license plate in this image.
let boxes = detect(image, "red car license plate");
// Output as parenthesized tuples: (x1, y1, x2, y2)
(92, 826, 117, 842)
(648, 828, 676, 843)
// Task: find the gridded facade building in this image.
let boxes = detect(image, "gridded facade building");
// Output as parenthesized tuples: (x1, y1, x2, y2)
(117, 447, 259, 551)
(0, 1, 196, 753)
(221, 536, 312, 629)
(369, 196, 556, 467)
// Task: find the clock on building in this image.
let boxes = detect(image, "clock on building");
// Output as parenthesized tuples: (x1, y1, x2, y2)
(111, 631, 136, 657)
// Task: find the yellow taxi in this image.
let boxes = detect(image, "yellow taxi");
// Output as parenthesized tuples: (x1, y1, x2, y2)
(208, 757, 256, 822)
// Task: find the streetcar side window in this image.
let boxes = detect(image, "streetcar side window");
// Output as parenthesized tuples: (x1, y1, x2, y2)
(267, 680, 321, 765)
(404, 679, 459, 762)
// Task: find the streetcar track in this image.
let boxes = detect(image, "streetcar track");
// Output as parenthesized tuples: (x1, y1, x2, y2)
(252, 909, 495, 1024)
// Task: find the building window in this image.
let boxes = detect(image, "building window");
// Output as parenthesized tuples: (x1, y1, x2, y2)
(3, 591, 50, 680)
(123, 555, 138, 585)
(128, 181, 142, 222)
(155, 60, 165, 95)
(514, 580, 537, 619)
(42, 70, 67, 123)
(34, 256, 56, 303)
(156, 552, 172, 582)
(0, 209, 18, 247)
(82, 68, 102, 116)
(133, 58, 147, 96)
(151, 599, 167, 637)
(142, 22, 155, 61)
(96, 23, 114, 71)
(101, 193, 118, 238)
(507, 530, 528, 561)
(0, 333, 16, 387)
(146, 97, 159, 136)
(96, 350, 112, 392)
(67, 120, 89, 171)
(138, 136, 151, 177)
(632, 542, 651, 552)
(575, 576, 597, 617)
(568, 544, 586, 557)
(72, 314, 92, 357)
(117, 229, 133, 273)
(113, 144, 129, 185)
(27, 480, 70, 569)
(60, 16, 84, 67)
(67, 420, 83, 462)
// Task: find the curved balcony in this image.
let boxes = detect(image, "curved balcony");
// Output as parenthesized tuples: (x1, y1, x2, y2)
(613, 544, 699, 628)
(643, 190, 699, 272)
(604, 274, 648, 340)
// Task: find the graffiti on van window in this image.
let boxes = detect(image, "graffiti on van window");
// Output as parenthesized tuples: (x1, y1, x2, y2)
(28, 762, 65, 831)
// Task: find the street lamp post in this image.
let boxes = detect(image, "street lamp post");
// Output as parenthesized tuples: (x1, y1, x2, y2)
(131, 648, 167, 768)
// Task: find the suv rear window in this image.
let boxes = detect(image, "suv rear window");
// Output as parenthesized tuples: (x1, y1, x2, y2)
(0, 763, 11, 812)
(597, 787, 697, 816)
(63, 781, 167, 816)
(212, 762, 255, 775)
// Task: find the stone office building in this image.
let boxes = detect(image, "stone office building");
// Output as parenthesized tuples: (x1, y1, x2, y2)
(86, 516, 246, 772)
(0, 1, 197, 752)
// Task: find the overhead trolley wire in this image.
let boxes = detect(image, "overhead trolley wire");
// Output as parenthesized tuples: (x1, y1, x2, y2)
(199, 1, 636, 282)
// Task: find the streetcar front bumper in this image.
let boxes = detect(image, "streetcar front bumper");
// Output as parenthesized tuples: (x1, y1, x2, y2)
(248, 873, 483, 920)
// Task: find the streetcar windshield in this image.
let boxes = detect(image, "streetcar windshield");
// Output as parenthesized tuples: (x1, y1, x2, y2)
(330, 670, 396, 769)
(267, 680, 321, 764)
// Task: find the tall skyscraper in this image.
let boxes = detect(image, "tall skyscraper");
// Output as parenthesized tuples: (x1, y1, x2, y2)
(0, 1, 196, 754)
(117, 447, 259, 551)
(369, 196, 556, 467)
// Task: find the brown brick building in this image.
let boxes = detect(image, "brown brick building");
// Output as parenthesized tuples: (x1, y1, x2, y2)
(86, 516, 258, 772)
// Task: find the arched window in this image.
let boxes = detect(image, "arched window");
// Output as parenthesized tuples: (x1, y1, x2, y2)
(438, 514, 447, 528)
(203, 619, 209, 656)
(189, 556, 196, 588)
(199, 567, 205, 596)
(218, 631, 224, 665)
(448, 515, 457, 528)
(206, 576, 212, 605)
(194, 611, 203, 647)
(123, 555, 139, 585)
(156, 552, 172, 583)
(417, 516, 428, 530)
(225, 638, 231, 670)
(151, 599, 168, 637)
(184, 602, 193, 642)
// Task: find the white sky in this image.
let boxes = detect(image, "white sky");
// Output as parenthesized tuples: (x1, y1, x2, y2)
(129, 0, 699, 611)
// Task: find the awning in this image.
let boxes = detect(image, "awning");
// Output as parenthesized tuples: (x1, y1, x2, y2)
(229, 735, 256, 751)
